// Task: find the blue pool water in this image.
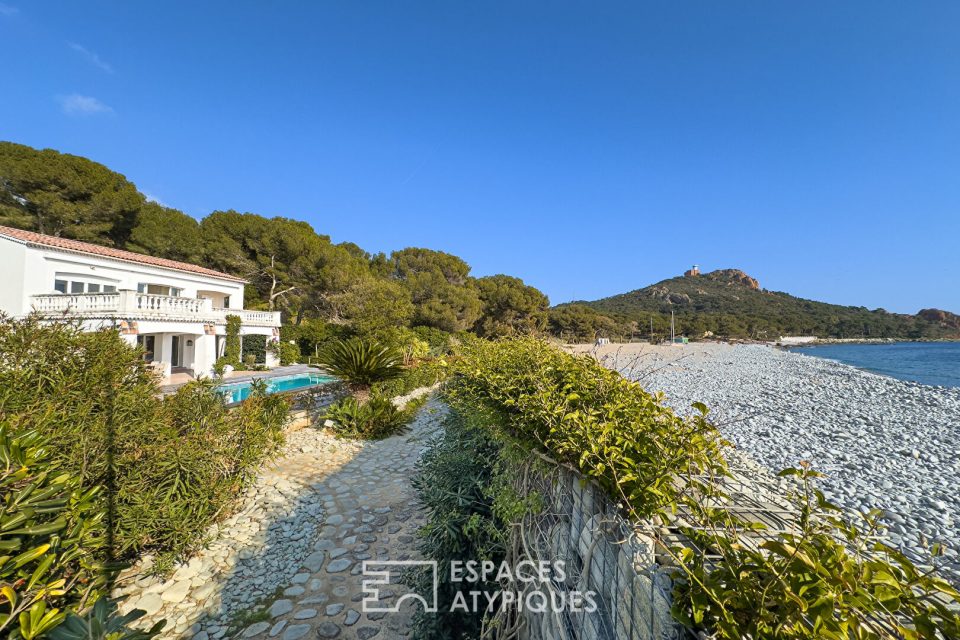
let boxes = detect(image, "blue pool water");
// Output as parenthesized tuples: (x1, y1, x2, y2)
(217, 372, 335, 404)
(789, 342, 960, 388)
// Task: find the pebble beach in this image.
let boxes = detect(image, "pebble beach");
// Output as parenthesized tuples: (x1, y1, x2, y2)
(573, 342, 960, 578)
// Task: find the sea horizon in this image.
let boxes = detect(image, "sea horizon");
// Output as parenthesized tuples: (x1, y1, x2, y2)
(789, 341, 960, 388)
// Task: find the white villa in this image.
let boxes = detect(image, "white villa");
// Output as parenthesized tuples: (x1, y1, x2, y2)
(0, 225, 281, 379)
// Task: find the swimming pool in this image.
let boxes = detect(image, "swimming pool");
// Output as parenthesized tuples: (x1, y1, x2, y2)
(217, 372, 336, 404)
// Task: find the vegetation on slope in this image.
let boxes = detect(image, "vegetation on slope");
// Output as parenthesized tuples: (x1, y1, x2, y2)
(320, 336, 450, 439)
(438, 338, 960, 639)
(0, 427, 109, 639)
(3, 141, 955, 343)
(411, 404, 507, 640)
(567, 268, 960, 341)
(0, 316, 291, 638)
(0, 316, 289, 567)
(0, 142, 549, 349)
(317, 337, 402, 401)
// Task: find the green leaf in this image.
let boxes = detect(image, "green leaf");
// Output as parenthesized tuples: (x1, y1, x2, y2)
(12, 544, 50, 569)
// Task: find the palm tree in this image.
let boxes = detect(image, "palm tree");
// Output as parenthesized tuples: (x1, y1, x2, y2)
(317, 338, 402, 403)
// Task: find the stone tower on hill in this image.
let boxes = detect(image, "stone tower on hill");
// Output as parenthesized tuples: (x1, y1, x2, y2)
(684, 264, 700, 277)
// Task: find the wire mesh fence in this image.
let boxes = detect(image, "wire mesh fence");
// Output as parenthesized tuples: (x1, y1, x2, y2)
(502, 449, 955, 640)
(506, 458, 685, 640)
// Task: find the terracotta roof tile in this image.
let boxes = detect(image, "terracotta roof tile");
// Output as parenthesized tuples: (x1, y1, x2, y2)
(0, 225, 246, 282)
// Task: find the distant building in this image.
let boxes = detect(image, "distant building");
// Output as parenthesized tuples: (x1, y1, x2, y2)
(684, 264, 700, 277)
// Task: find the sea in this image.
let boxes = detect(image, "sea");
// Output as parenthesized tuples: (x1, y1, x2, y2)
(788, 342, 960, 388)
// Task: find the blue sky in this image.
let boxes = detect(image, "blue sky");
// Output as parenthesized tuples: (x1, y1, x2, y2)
(2, 2, 958, 313)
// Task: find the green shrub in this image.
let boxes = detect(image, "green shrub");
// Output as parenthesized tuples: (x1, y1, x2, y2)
(410, 326, 452, 355)
(450, 338, 960, 638)
(0, 317, 289, 564)
(370, 357, 449, 398)
(364, 326, 430, 365)
(213, 355, 248, 375)
(112, 378, 287, 559)
(0, 425, 107, 639)
(50, 598, 163, 640)
(323, 396, 407, 439)
(317, 338, 402, 399)
(241, 334, 266, 365)
(410, 403, 506, 639)
(450, 337, 725, 517)
(224, 314, 242, 364)
(273, 341, 300, 366)
(673, 464, 960, 639)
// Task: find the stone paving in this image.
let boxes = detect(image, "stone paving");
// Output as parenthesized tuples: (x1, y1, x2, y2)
(117, 397, 446, 640)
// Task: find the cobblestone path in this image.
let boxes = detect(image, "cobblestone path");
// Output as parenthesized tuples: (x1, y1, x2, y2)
(119, 398, 446, 640)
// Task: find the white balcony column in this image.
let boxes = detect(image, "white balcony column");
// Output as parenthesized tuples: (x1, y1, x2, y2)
(265, 337, 280, 367)
(158, 333, 173, 365)
(193, 333, 217, 379)
(118, 289, 138, 313)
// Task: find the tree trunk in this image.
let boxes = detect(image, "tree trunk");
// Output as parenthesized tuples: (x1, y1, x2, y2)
(352, 385, 371, 405)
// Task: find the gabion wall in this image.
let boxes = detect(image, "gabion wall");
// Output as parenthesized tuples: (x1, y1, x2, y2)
(515, 462, 685, 640)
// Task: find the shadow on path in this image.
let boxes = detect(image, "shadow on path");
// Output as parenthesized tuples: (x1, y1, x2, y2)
(119, 398, 446, 640)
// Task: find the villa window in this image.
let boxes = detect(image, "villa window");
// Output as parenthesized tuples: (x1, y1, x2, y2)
(54, 277, 118, 294)
(200, 292, 230, 308)
(138, 283, 182, 297)
(137, 335, 156, 361)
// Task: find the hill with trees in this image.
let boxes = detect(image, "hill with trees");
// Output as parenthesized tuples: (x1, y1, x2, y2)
(566, 268, 960, 341)
(4, 141, 956, 345)
(0, 141, 551, 353)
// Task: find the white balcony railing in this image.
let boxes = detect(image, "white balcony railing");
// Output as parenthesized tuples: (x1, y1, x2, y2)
(213, 308, 280, 326)
(30, 292, 122, 315)
(29, 292, 281, 326)
(135, 293, 211, 316)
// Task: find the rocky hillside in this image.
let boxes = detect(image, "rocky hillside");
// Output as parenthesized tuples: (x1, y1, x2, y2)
(566, 268, 959, 340)
(918, 308, 960, 332)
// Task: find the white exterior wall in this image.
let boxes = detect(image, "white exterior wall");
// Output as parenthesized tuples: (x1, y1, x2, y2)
(6, 239, 245, 315)
(71, 313, 278, 379)
(193, 334, 218, 376)
(0, 236, 281, 379)
(0, 239, 27, 316)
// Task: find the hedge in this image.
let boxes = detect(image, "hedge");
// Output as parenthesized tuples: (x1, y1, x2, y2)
(449, 338, 724, 517)
(448, 338, 960, 639)
(0, 316, 289, 567)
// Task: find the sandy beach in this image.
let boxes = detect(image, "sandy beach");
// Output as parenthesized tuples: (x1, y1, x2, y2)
(566, 341, 960, 577)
